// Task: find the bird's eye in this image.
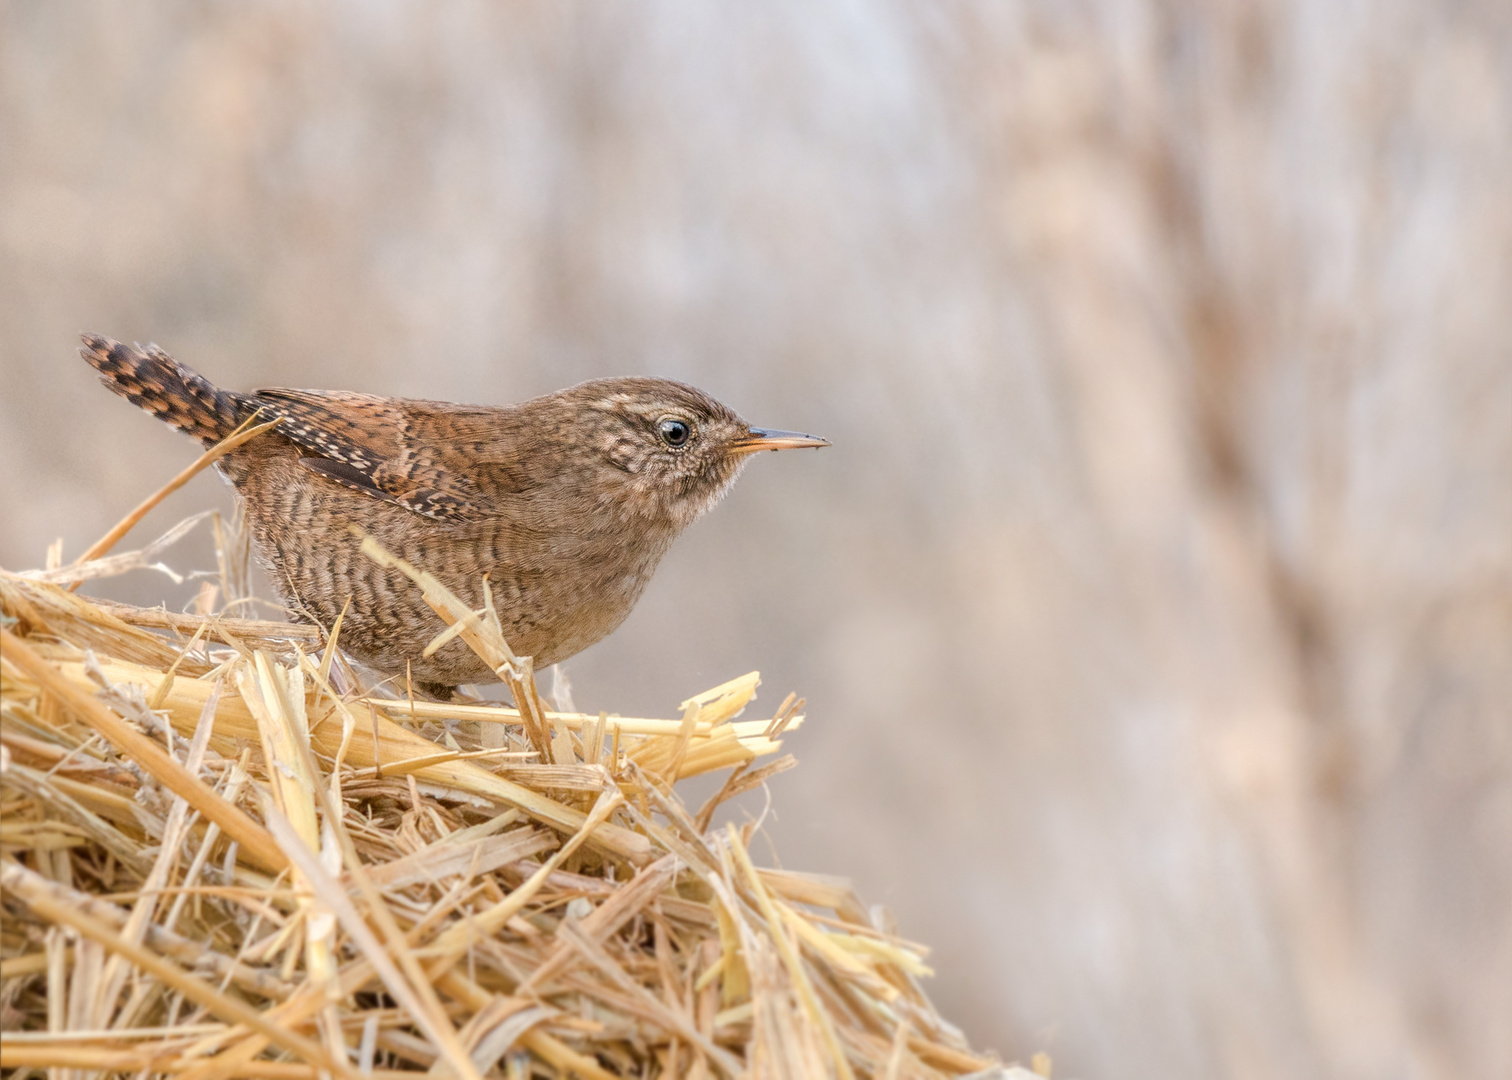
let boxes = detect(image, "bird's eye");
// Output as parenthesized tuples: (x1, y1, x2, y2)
(658, 418, 693, 448)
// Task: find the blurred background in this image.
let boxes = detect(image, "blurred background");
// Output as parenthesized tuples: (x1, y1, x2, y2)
(3, 3, 1510, 1077)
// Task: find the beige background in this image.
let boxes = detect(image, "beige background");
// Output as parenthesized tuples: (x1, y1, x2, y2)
(3, 4, 1510, 1078)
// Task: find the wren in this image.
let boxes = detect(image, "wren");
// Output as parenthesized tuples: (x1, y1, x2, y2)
(80, 334, 828, 696)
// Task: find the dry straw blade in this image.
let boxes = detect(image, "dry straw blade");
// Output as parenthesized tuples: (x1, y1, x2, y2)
(0, 511, 996, 1077)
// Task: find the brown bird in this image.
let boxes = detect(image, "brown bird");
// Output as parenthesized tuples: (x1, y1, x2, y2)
(81, 334, 828, 696)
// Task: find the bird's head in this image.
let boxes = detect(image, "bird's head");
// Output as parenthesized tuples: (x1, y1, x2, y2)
(554, 377, 829, 530)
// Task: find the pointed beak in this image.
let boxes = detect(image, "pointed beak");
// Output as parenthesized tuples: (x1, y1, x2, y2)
(729, 427, 832, 455)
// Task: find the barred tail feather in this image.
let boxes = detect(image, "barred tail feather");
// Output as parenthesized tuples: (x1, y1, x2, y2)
(80, 334, 246, 446)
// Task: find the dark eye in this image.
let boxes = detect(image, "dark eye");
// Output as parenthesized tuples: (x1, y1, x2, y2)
(658, 417, 693, 448)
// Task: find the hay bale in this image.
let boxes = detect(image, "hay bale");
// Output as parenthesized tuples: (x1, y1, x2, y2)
(1, 505, 999, 1077)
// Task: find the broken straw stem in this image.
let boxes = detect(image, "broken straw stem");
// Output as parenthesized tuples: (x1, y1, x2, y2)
(66, 415, 280, 591)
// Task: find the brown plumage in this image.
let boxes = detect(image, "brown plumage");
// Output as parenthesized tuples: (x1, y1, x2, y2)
(80, 334, 828, 695)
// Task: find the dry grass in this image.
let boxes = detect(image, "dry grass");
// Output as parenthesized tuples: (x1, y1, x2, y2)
(0, 489, 999, 1077)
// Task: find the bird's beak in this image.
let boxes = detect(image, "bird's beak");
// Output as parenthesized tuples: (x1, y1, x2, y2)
(729, 427, 831, 455)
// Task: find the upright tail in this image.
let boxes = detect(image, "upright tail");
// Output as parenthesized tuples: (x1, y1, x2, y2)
(80, 334, 247, 447)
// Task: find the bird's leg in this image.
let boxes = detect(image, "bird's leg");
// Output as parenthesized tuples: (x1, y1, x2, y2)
(415, 680, 458, 702)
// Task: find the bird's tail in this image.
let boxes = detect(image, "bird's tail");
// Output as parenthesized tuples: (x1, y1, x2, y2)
(80, 334, 247, 447)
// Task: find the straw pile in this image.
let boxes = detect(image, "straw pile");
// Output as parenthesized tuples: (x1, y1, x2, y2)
(0, 501, 1003, 1077)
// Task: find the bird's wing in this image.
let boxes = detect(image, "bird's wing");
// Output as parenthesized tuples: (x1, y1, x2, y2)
(250, 388, 492, 522)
